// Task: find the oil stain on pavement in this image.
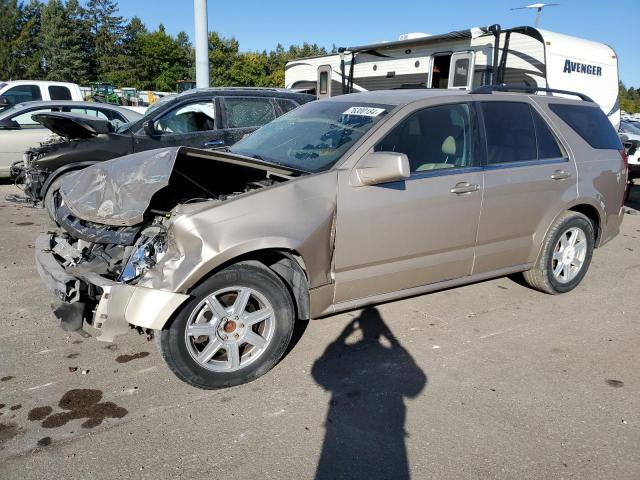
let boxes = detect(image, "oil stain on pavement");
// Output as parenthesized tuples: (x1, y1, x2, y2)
(115, 352, 150, 363)
(29, 389, 127, 429)
(0, 422, 20, 445)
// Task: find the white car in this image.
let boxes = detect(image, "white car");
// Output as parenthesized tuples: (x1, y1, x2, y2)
(0, 101, 142, 178)
(620, 120, 640, 179)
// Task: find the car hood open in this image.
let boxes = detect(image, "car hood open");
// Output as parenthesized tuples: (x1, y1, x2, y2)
(57, 147, 298, 227)
(33, 112, 113, 139)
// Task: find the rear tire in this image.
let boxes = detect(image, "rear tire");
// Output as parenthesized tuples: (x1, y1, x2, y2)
(157, 263, 295, 389)
(523, 211, 595, 294)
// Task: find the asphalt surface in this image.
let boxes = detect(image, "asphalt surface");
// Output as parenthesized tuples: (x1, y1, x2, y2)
(0, 180, 639, 480)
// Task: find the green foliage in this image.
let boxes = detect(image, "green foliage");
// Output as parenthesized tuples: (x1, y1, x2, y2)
(620, 83, 640, 114)
(0, 0, 329, 91)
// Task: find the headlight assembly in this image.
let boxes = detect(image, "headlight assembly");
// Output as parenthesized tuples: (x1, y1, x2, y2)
(120, 227, 167, 283)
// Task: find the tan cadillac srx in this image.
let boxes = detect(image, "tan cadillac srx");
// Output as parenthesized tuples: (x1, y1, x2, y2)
(36, 87, 628, 389)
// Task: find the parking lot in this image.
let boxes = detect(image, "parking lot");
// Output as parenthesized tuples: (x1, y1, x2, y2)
(0, 180, 638, 479)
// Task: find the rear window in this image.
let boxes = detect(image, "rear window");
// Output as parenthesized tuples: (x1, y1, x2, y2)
(531, 109, 564, 159)
(549, 104, 622, 150)
(48, 85, 72, 100)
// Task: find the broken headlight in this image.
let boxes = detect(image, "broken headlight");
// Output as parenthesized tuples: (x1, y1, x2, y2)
(120, 227, 167, 283)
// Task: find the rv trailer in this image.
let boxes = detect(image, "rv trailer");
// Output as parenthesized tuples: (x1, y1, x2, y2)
(285, 25, 620, 127)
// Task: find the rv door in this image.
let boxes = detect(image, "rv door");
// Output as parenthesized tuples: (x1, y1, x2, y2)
(448, 52, 475, 89)
(317, 65, 332, 99)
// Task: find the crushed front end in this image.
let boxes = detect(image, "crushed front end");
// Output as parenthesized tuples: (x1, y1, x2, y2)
(35, 201, 190, 341)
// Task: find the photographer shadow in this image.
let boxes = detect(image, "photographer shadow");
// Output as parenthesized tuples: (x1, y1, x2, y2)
(312, 307, 427, 480)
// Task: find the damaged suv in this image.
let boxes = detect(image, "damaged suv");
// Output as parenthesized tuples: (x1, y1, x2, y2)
(36, 87, 627, 389)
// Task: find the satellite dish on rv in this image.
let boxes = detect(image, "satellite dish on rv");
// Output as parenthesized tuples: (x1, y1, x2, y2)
(511, 3, 559, 27)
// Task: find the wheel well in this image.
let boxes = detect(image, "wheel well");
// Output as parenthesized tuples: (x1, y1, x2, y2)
(569, 204, 601, 245)
(188, 249, 311, 320)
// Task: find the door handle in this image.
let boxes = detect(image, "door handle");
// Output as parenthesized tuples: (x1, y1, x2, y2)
(450, 182, 479, 194)
(551, 170, 571, 180)
(204, 139, 225, 148)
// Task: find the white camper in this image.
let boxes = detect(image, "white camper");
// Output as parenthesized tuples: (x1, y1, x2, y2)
(285, 25, 620, 127)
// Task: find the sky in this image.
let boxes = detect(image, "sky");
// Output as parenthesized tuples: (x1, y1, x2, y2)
(114, 0, 639, 86)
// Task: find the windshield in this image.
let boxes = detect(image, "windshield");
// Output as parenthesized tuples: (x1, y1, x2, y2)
(230, 101, 394, 172)
(621, 121, 640, 135)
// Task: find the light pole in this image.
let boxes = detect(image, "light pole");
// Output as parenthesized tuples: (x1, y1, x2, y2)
(194, 0, 210, 88)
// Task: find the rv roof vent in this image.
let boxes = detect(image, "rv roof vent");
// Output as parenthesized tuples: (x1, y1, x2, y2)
(398, 32, 431, 41)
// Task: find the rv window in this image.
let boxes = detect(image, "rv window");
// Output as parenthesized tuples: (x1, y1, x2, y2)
(375, 103, 474, 172)
(549, 104, 622, 150)
(531, 109, 564, 159)
(481, 102, 537, 165)
(319, 72, 329, 95)
(452, 59, 470, 88)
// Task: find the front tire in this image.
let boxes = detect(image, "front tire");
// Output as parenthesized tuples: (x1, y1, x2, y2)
(157, 263, 295, 389)
(523, 211, 595, 294)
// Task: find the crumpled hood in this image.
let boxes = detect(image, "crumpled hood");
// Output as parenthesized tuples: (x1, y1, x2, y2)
(59, 148, 179, 226)
(33, 112, 114, 139)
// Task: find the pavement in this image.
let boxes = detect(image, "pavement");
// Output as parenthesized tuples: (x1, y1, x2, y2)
(0, 180, 639, 480)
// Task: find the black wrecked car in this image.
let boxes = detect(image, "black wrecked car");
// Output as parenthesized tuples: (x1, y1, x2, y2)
(11, 87, 314, 219)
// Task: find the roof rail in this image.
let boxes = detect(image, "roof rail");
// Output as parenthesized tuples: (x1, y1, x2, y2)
(471, 84, 595, 103)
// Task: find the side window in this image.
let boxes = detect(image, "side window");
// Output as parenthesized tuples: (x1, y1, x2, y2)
(48, 86, 72, 100)
(66, 107, 109, 120)
(3, 85, 42, 104)
(531, 109, 564, 159)
(223, 97, 276, 129)
(10, 108, 53, 127)
(451, 58, 470, 88)
(155, 100, 216, 134)
(549, 103, 622, 150)
(319, 72, 329, 95)
(375, 103, 474, 173)
(275, 98, 299, 115)
(481, 102, 536, 164)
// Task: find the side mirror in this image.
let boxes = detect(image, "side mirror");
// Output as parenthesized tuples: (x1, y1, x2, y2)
(352, 151, 410, 187)
(143, 119, 156, 136)
(0, 97, 9, 107)
(0, 119, 20, 130)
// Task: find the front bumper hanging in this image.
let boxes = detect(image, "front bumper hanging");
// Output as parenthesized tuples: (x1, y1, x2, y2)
(35, 233, 190, 341)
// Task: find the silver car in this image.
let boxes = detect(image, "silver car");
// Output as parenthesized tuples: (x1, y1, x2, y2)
(0, 101, 142, 177)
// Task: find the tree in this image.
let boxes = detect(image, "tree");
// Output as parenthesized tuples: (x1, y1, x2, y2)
(140, 25, 191, 91)
(0, 0, 21, 79)
(86, 0, 124, 79)
(40, 0, 88, 82)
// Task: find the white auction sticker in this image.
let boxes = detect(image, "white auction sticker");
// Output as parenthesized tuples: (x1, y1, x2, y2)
(342, 106, 386, 117)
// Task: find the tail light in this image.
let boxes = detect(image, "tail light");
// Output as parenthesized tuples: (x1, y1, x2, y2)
(620, 148, 630, 204)
(620, 147, 629, 175)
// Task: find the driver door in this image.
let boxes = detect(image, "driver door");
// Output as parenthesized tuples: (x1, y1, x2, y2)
(133, 98, 224, 151)
(333, 102, 483, 303)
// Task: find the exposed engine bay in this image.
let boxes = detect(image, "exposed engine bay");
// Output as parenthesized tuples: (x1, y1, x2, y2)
(44, 147, 296, 305)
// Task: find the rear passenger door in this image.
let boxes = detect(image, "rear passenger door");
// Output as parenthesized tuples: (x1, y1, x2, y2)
(473, 101, 577, 274)
(220, 96, 278, 146)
